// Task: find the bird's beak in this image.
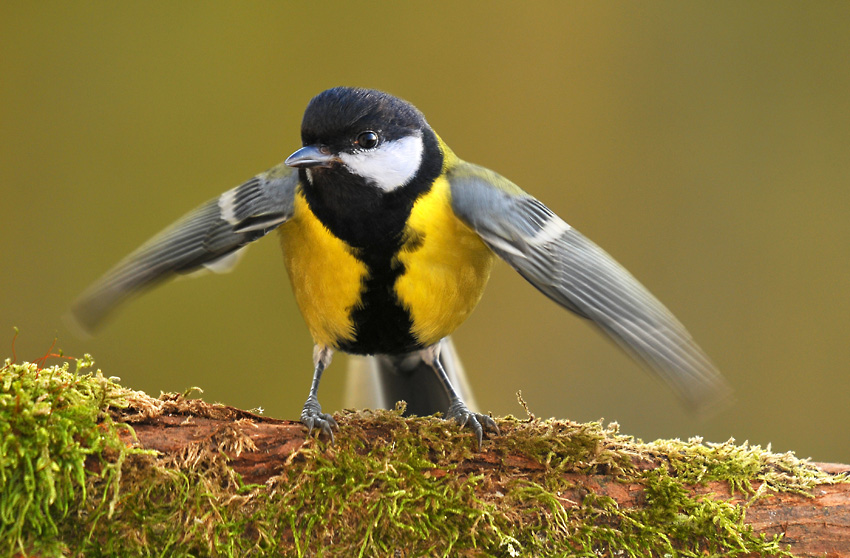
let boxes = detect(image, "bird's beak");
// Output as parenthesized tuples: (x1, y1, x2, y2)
(285, 145, 340, 169)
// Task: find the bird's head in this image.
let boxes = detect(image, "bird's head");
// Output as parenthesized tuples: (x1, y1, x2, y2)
(285, 87, 434, 192)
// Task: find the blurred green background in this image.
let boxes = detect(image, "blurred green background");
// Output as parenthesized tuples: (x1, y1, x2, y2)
(2, 3, 848, 462)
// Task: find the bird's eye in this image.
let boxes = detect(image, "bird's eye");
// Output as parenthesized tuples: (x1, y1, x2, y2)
(356, 131, 379, 149)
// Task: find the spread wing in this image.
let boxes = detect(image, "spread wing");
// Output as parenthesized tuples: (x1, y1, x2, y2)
(71, 163, 298, 334)
(448, 162, 731, 412)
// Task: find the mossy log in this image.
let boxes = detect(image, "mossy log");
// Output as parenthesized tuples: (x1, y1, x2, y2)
(2, 357, 849, 557)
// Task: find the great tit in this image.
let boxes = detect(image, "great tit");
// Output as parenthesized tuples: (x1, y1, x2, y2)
(72, 87, 730, 446)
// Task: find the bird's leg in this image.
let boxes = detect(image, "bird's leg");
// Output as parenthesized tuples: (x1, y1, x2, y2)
(422, 340, 499, 448)
(300, 344, 338, 443)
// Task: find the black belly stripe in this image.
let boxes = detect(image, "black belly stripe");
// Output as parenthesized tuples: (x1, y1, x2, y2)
(338, 246, 422, 355)
(299, 129, 444, 355)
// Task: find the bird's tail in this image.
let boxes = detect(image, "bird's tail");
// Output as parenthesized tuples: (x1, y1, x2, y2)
(344, 336, 477, 416)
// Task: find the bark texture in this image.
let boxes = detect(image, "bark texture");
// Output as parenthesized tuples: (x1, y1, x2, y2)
(120, 399, 850, 557)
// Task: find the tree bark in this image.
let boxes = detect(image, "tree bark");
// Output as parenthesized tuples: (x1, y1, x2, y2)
(118, 399, 850, 557)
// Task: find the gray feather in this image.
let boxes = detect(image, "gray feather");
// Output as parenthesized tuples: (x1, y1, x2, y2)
(345, 337, 478, 416)
(449, 163, 731, 411)
(71, 163, 298, 333)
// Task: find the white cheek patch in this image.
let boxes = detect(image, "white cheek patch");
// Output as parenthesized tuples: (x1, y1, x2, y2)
(338, 133, 424, 191)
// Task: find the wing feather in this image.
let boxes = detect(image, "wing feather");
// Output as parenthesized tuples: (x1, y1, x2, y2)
(71, 163, 298, 333)
(448, 163, 730, 411)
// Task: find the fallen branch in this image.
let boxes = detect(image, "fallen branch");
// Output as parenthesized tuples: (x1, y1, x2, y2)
(3, 358, 848, 557)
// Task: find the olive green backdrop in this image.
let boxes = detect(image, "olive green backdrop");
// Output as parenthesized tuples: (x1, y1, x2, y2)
(2, 3, 848, 462)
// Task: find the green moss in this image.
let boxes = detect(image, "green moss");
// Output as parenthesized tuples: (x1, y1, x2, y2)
(0, 356, 144, 557)
(649, 436, 833, 496)
(2, 357, 845, 557)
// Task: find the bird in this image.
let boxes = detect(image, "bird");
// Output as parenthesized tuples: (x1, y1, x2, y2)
(71, 87, 730, 447)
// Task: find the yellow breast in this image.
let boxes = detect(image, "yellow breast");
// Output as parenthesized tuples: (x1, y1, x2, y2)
(394, 176, 496, 347)
(279, 175, 495, 353)
(277, 189, 367, 349)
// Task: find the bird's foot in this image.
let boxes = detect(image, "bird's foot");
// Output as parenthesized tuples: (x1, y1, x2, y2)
(301, 395, 338, 444)
(445, 397, 500, 449)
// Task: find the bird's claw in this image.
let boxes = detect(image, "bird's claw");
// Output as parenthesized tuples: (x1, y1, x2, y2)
(301, 396, 338, 444)
(446, 398, 500, 449)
